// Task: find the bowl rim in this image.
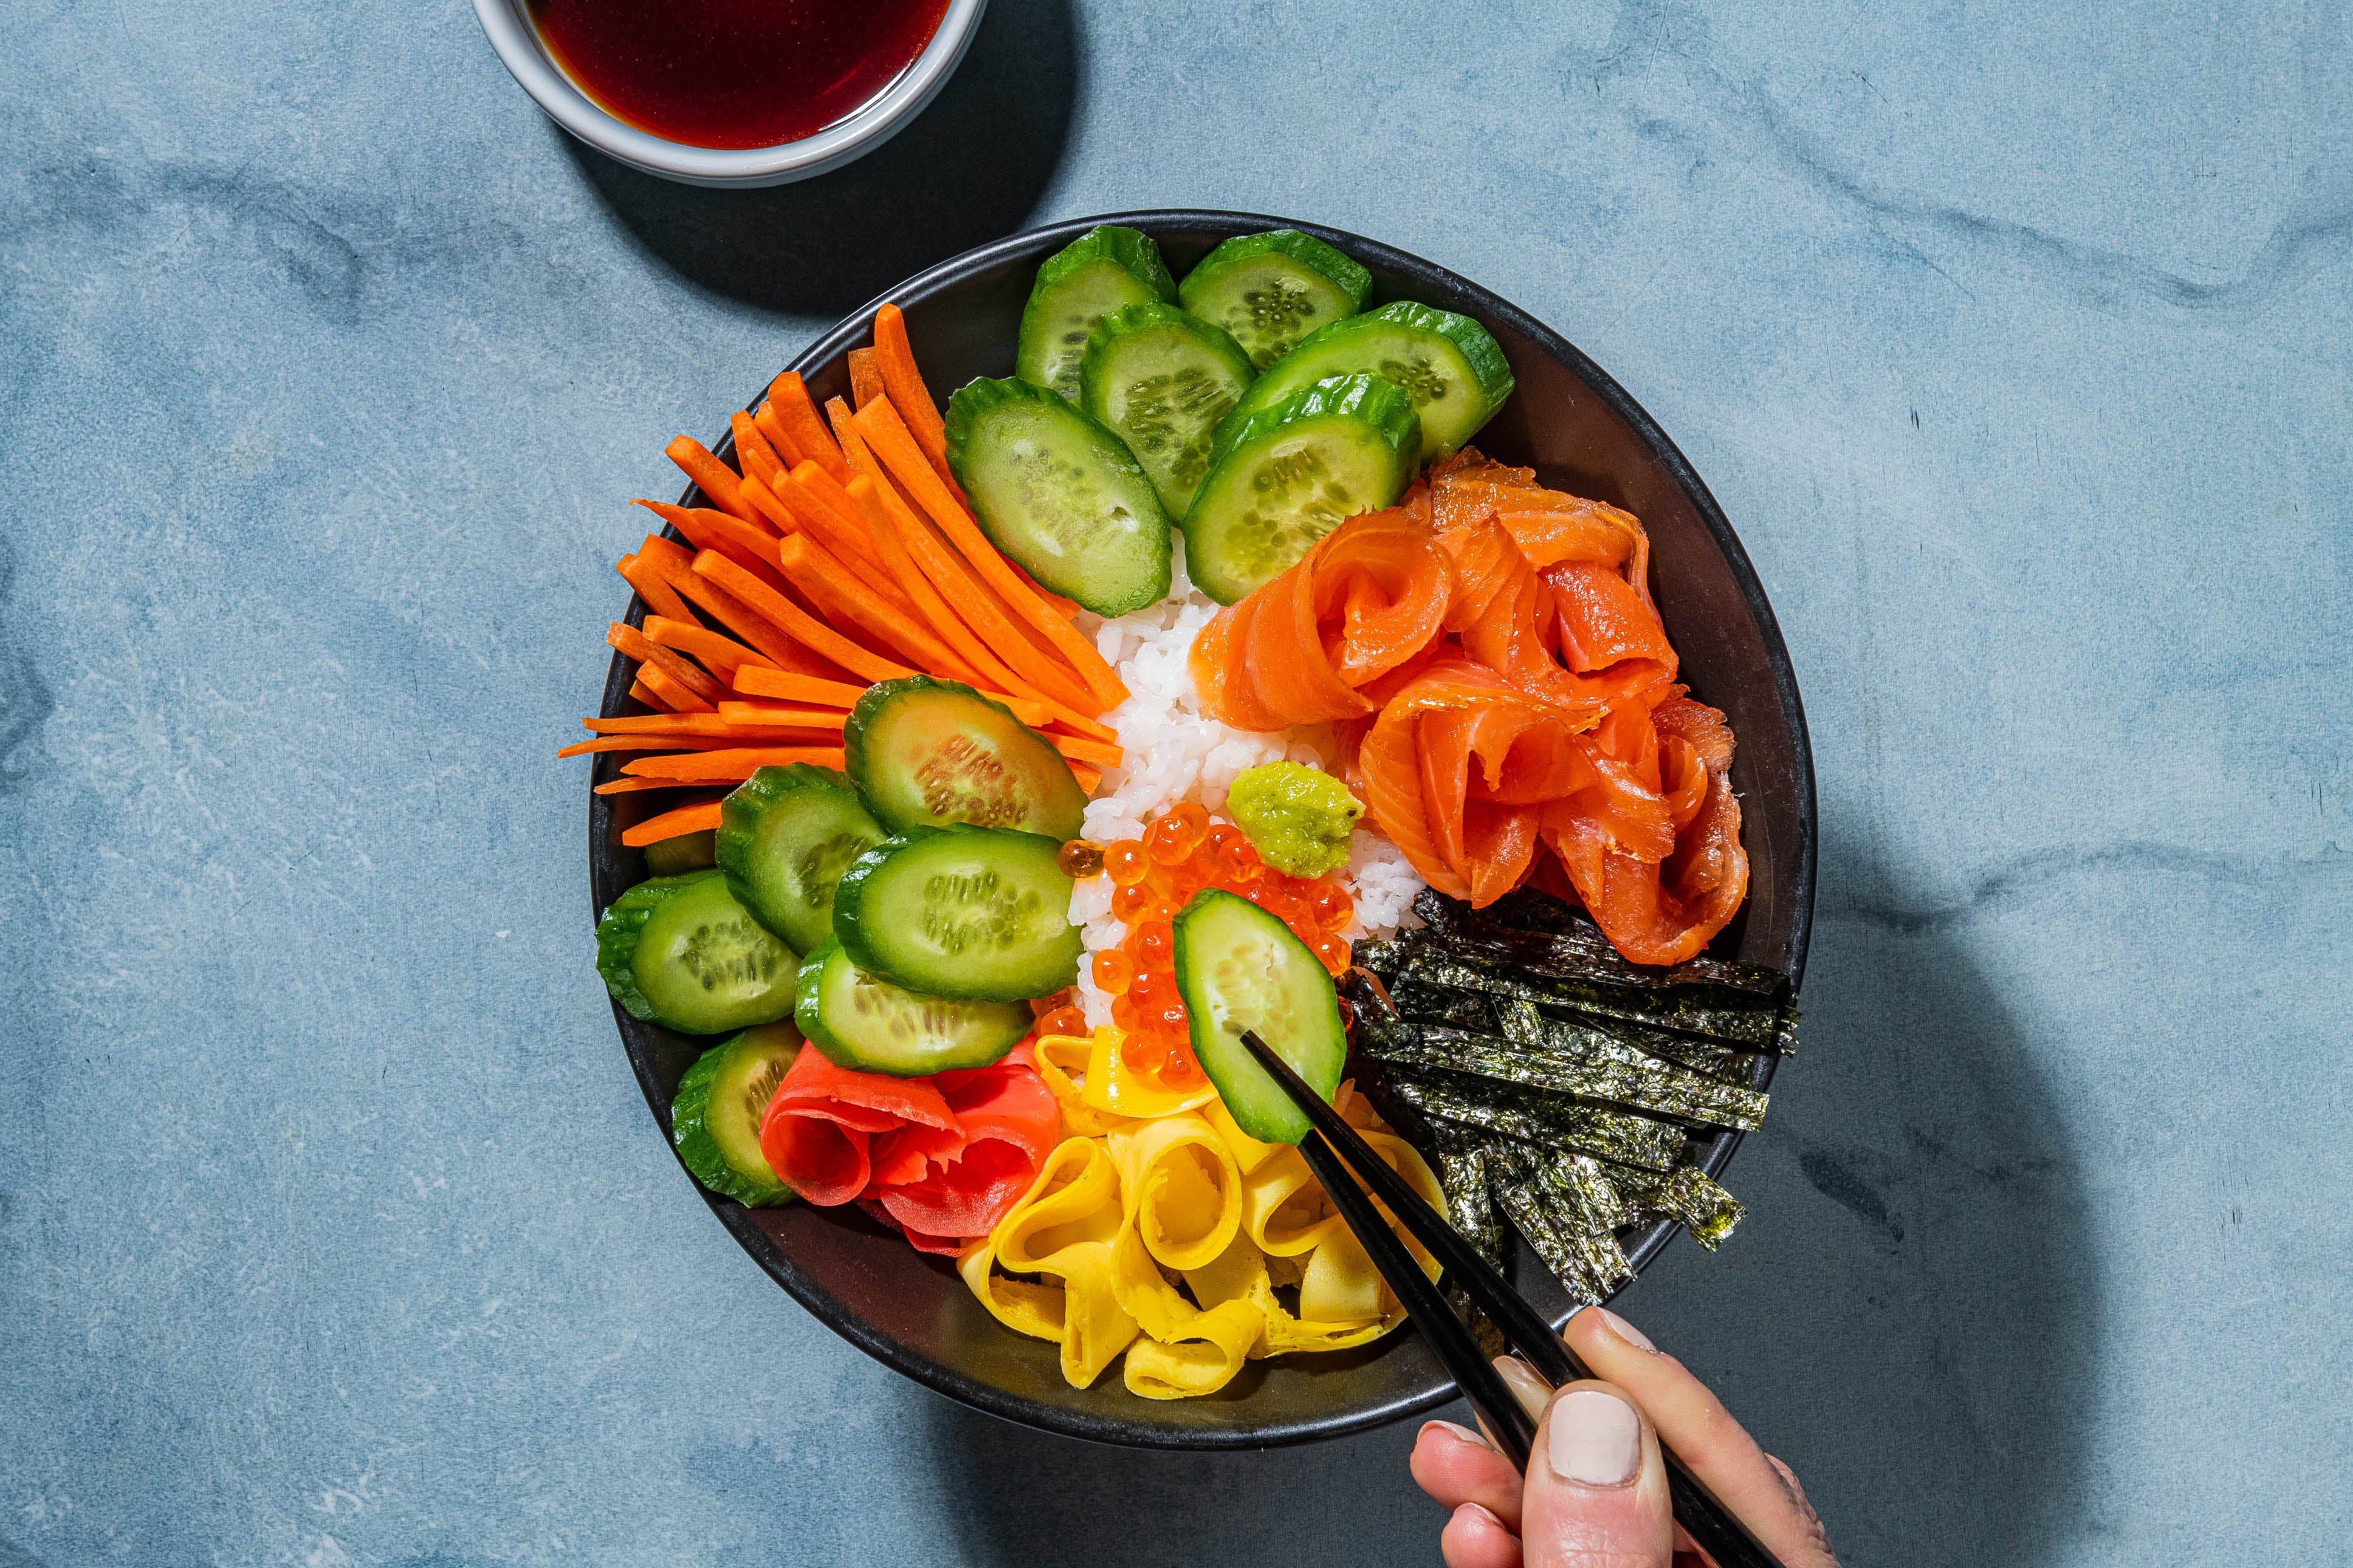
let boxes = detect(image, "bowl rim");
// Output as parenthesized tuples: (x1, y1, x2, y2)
(591, 210, 1818, 1447)
(472, 0, 989, 188)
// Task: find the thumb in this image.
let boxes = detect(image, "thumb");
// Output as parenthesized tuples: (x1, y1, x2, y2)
(1518, 1381, 1674, 1568)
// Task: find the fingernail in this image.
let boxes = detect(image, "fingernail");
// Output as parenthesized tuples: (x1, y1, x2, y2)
(1452, 1502, 1505, 1532)
(1421, 1419, 1491, 1451)
(1546, 1388, 1643, 1487)
(1493, 1354, 1552, 1420)
(1598, 1307, 1656, 1351)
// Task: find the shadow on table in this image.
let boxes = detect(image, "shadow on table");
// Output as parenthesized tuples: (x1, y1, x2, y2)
(918, 837, 2101, 1567)
(562, 0, 1078, 318)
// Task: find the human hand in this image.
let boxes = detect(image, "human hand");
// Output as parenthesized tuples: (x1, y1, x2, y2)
(1409, 1307, 1838, 1568)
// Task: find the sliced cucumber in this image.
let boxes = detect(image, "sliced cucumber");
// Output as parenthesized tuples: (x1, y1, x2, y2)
(671, 1022, 799, 1207)
(794, 939, 1033, 1077)
(716, 764, 888, 954)
(833, 826, 1080, 1001)
(642, 829, 716, 877)
(1213, 301, 1514, 469)
(1079, 303, 1258, 518)
(1178, 230, 1373, 371)
(596, 870, 799, 1035)
(845, 676, 1087, 840)
(1180, 374, 1421, 604)
(943, 376, 1172, 615)
(1172, 889, 1347, 1145)
(1015, 226, 1178, 401)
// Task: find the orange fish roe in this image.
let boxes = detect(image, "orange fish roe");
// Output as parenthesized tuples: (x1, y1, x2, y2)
(1094, 808, 1355, 1084)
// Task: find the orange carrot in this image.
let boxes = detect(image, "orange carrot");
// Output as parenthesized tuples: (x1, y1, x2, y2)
(713, 701, 851, 730)
(871, 303, 955, 490)
(789, 459, 872, 533)
(774, 465, 887, 570)
(597, 775, 704, 796)
(732, 410, 789, 491)
(754, 401, 807, 470)
(771, 530, 975, 682)
(652, 546, 860, 682)
(830, 399, 1104, 717)
(617, 553, 696, 625)
(1069, 762, 1102, 793)
(732, 666, 872, 708)
(586, 711, 841, 736)
(628, 678, 668, 711)
(563, 734, 832, 758)
(1049, 732, 1124, 769)
(856, 396, 1127, 707)
(636, 663, 715, 713)
(641, 615, 774, 682)
(622, 746, 848, 781)
(1040, 707, 1120, 744)
(848, 347, 884, 409)
(768, 371, 850, 484)
(608, 621, 727, 705)
(636, 501, 789, 597)
(665, 435, 759, 523)
(622, 799, 726, 847)
(740, 473, 904, 608)
(692, 550, 918, 685)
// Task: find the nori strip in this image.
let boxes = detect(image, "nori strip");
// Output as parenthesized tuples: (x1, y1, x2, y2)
(1486, 1143, 1630, 1303)
(1427, 1123, 1504, 1265)
(1358, 1021, 1768, 1131)
(1381, 1064, 1688, 1171)
(1602, 1163, 1747, 1251)
(1392, 949, 1763, 1081)
(1388, 977, 1502, 1034)
(1423, 886, 1788, 998)
(1409, 889, 1799, 1053)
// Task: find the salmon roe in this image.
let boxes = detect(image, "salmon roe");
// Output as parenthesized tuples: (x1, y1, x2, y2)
(1085, 806, 1358, 1083)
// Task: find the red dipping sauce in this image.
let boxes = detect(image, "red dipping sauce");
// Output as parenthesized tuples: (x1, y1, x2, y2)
(530, 0, 952, 151)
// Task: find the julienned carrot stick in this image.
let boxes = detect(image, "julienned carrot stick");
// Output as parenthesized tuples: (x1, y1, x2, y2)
(855, 396, 1127, 708)
(586, 711, 842, 736)
(731, 666, 871, 708)
(741, 474, 905, 612)
(754, 402, 806, 470)
(773, 465, 886, 572)
(768, 371, 850, 484)
(622, 799, 726, 848)
(642, 615, 774, 681)
(971, 691, 1057, 728)
(636, 663, 716, 714)
(636, 501, 789, 596)
(597, 775, 700, 796)
(654, 547, 859, 683)
(871, 303, 955, 489)
(692, 550, 917, 686)
(617, 553, 696, 625)
(713, 702, 851, 730)
(839, 473, 1045, 708)
(848, 347, 884, 409)
(788, 459, 871, 533)
(608, 621, 727, 705)
(1049, 733, 1124, 769)
(622, 746, 848, 780)
(563, 734, 830, 758)
(1068, 762, 1102, 793)
(828, 399, 1102, 717)
(665, 435, 760, 524)
(731, 410, 789, 491)
(1040, 706, 1119, 744)
(627, 678, 668, 711)
(771, 530, 976, 683)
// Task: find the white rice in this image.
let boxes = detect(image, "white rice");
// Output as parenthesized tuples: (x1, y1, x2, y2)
(1069, 547, 1424, 1027)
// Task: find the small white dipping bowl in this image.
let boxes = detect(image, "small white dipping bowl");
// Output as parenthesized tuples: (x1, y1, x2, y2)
(473, 0, 990, 188)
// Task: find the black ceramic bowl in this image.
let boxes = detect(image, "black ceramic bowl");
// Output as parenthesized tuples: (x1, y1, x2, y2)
(589, 211, 1816, 1449)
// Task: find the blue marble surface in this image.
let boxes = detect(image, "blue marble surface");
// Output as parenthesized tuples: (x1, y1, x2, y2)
(2, 0, 2347, 1562)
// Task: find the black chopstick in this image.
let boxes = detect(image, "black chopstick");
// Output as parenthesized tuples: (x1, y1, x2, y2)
(1238, 1028, 1788, 1568)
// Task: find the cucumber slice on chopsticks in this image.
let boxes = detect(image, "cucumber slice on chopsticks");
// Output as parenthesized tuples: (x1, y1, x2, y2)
(1171, 889, 1348, 1145)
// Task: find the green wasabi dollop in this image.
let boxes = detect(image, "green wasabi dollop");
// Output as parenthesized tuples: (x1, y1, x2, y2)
(1226, 762, 1363, 878)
